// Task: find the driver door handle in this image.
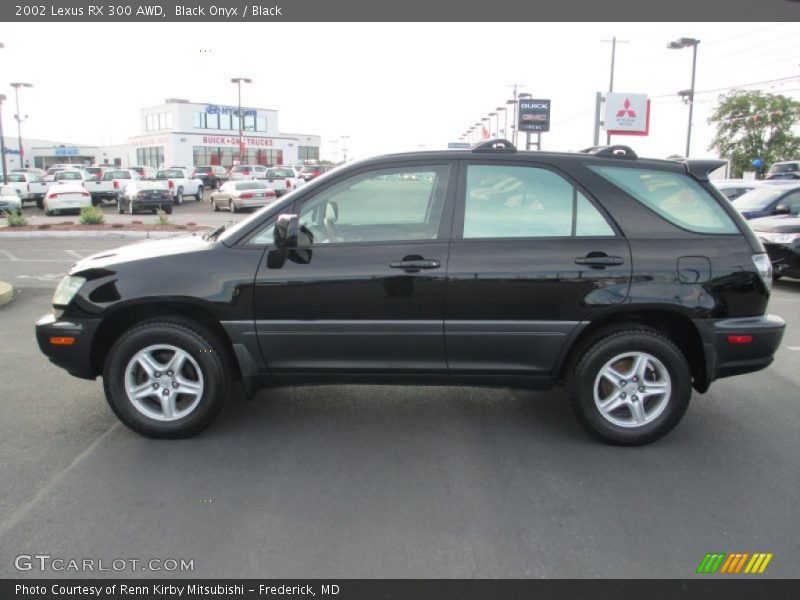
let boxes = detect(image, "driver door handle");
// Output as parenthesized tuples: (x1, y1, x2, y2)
(390, 259, 441, 270)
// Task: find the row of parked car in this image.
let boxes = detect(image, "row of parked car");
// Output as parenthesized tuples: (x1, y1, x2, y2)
(712, 178, 800, 280)
(1, 162, 334, 216)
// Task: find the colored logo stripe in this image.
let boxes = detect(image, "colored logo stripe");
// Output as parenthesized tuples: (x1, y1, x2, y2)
(697, 553, 773, 574)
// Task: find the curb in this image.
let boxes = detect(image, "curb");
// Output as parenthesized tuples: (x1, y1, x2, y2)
(0, 281, 13, 306)
(0, 230, 206, 239)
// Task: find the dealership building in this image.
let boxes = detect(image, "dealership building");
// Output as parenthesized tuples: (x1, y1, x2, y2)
(20, 98, 321, 170)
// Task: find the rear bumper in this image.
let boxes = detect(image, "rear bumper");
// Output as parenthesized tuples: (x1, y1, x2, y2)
(696, 315, 786, 383)
(133, 197, 173, 209)
(35, 313, 101, 380)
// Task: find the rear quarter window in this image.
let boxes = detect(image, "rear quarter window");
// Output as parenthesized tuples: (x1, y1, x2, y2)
(589, 166, 738, 234)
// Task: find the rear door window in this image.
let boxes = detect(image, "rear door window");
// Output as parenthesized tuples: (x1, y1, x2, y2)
(590, 166, 738, 234)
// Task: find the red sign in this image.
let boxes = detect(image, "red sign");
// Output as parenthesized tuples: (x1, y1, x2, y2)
(201, 136, 274, 147)
(607, 100, 651, 137)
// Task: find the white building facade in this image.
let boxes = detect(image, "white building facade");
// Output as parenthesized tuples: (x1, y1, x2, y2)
(22, 98, 321, 171)
(128, 99, 320, 169)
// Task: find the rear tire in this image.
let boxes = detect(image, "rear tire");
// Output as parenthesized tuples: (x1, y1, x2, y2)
(212, 199, 219, 212)
(117, 201, 124, 214)
(174, 188, 183, 205)
(567, 328, 691, 446)
(102, 319, 229, 438)
(195, 186, 203, 201)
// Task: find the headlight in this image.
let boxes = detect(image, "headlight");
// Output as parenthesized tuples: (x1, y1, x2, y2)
(756, 231, 800, 244)
(53, 275, 86, 308)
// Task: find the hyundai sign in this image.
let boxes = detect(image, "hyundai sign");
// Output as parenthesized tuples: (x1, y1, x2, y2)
(518, 99, 551, 132)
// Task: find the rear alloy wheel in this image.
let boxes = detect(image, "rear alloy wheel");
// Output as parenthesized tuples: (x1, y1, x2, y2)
(230, 199, 237, 213)
(568, 329, 691, 446)
(103, 319, 229, 438)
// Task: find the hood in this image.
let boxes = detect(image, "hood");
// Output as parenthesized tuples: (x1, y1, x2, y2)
(70, 234, 212, 274)
(748, 214, 800, 233)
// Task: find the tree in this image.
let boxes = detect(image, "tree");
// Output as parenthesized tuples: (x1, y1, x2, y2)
(708, 91, 800, 178)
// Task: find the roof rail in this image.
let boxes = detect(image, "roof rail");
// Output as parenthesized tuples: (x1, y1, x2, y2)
(472, 139, 517, 153)
(580, 145, 638, 159)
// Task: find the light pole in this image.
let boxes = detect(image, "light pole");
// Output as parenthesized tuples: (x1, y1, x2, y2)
(10, 82, 32, 170)
(341, 135, 349, 162)
(230, 77, 251, 164)
(497, 107, 507, 138)
(0, 94, 7, 183)
(506, 99, 516, 145)
(488, 112, 498, 137)
(668, 37, 700, 157)
(602, 37, 629, 144)
(518, 93, 532, 150)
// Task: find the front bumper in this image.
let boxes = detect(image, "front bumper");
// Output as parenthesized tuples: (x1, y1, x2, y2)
(696, 315, 786, 383)
(35, 313, 101, 380)
(763, 241, 800, 278)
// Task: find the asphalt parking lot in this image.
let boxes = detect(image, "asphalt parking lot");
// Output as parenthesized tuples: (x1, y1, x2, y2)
(1, 238, 799, 579)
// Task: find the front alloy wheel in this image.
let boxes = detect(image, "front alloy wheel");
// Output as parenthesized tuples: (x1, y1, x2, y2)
(103, 319, 229, 438)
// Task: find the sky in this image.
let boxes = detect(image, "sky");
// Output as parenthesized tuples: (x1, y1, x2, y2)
(0, 22, 798, 162)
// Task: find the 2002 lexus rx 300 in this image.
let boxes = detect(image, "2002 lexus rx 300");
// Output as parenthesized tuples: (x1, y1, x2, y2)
(36, 141, 785, 445)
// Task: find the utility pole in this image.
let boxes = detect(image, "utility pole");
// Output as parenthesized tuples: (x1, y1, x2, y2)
(601, 37, 628, 144)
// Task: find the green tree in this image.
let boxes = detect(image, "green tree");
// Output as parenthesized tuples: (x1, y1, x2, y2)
(708, 91, 800, 178)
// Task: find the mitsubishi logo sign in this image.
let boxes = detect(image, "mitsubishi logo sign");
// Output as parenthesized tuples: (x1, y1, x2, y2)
(605, 93, 650, 136)
(616, 98, 637, 118)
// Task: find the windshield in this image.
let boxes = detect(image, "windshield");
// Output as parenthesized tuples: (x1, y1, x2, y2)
(267, 169, 294, 178)
(769, 163, 799, 174)
(733, 188, 786, 210)
(156, 170, 184, 179)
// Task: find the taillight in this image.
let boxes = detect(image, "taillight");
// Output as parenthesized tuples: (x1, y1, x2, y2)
(113, 180, 119, 189)
(286, 179, 292, 188)
(240, 193, 253, 199)
(727, 335, 753, 344)
(81, 192, 90, 197)
(168, 180, 174, 189)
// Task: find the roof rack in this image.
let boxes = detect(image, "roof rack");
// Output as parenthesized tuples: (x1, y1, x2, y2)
(472, 139, 517, 153)
(580, 145, 638, 159)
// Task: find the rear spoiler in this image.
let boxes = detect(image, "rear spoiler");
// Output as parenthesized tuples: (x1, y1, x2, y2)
(683, 159, 727, 182)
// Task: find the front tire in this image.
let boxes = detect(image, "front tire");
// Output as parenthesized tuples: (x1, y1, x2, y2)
(195, 186, 203, 201)
(102, 319, 229, 438)
(567, 328, 691, 446)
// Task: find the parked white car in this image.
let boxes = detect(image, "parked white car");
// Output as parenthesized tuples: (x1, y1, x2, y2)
(0, 185, 23, 213)
(210, 181, 277, 212)
(154, 168, 203, 204)
(262, 166, 306, 197)
(229, 164, 268, 181)
(43, 182, 92, 216)
(84, 169, 141, 204)
(6, 172, 50, 204)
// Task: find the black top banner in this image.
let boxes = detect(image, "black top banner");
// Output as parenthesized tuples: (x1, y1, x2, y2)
(2, 0, 799, 21)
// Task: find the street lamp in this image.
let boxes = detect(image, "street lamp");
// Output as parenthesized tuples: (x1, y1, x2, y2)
(668, 37, 700, 157)
(10, 82, 33, 170)
(506, 99, 517, 145)
(496, 107, 507, 138)
(230, 77, 252, 164)
(0, 94, 7, 183)
(489, 112, 498, 138)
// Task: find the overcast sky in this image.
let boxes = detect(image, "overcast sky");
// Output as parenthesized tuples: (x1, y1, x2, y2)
(1, 22, 798, 162)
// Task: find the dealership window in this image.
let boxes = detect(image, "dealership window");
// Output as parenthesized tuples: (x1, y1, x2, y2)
(244, 115, 255, 132)
(220, 113, 232, 130)
(136, 146, 165, 168)
(193, 112, 202, 128)
(256, 116, 267, 132)
(298, 146, 320, 161)
(146, 112, 173, 131)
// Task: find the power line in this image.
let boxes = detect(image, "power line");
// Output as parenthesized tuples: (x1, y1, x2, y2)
(702, 23, 789, 47)
(650, 75, 800, 99)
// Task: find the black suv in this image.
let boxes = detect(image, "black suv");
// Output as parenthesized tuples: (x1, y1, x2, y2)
(35, 140, 785, 445)
(192, 165, 230, 189)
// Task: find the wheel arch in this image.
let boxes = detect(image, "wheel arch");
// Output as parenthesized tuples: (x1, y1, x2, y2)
(90, 301, 241, 381)
(556, 308, 709, 393)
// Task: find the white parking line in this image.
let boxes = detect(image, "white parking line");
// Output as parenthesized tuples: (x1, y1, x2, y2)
(64, 250, 86, 259)
(0, 249, 20, 261)
(787, 347, 800, 351)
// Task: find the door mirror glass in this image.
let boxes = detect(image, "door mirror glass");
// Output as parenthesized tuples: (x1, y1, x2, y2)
(274, 214, 299, 248)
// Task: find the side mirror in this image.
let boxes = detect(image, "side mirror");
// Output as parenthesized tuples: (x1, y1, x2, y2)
(773, 203, 791, 215)
(274, 214, 299, 248)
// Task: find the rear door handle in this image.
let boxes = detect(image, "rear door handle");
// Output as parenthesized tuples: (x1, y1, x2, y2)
(390, 259, 441, 270)
(574, 255, 625, 267)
